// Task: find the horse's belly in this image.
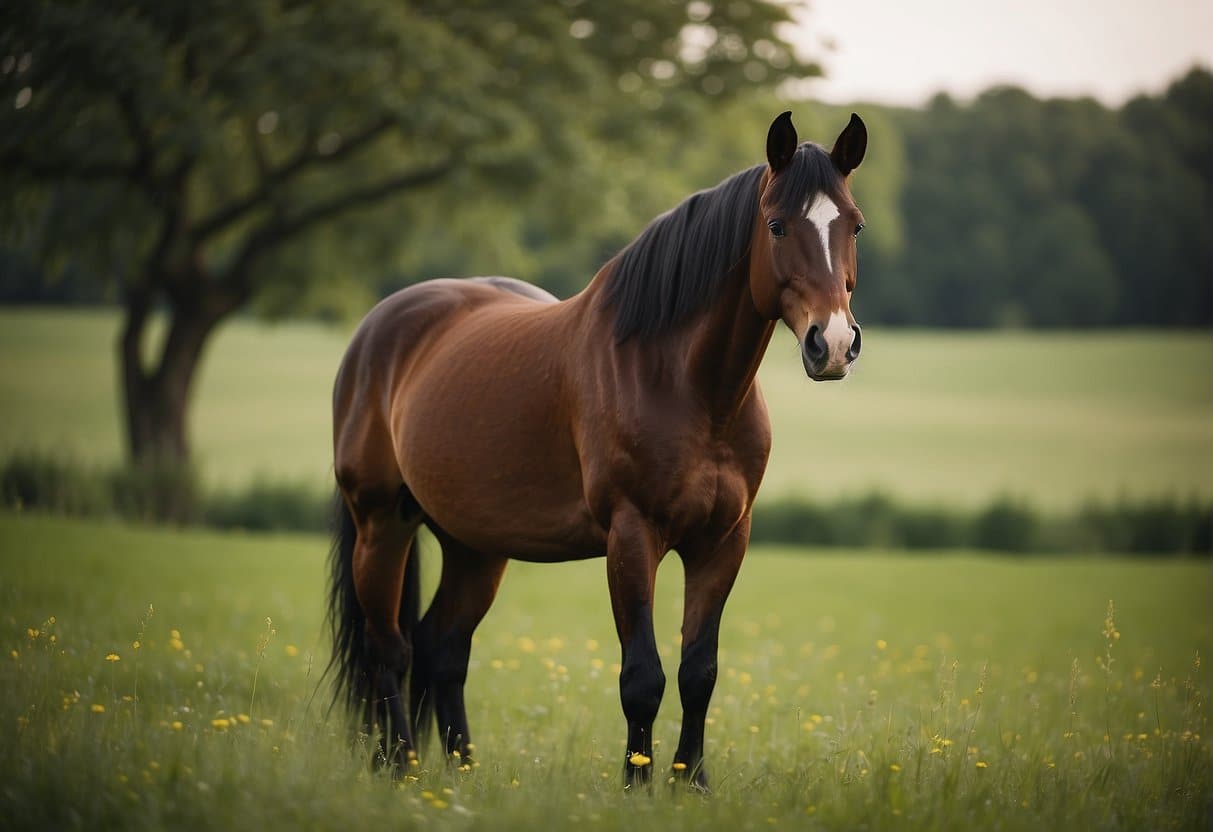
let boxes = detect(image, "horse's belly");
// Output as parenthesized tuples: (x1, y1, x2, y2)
(392, 345, 603, 560)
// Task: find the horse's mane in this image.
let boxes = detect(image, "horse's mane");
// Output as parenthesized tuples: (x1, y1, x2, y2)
(603, 142, 843, 342)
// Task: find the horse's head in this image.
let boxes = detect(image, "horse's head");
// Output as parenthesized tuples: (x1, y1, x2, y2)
(752, 112, 868, 381)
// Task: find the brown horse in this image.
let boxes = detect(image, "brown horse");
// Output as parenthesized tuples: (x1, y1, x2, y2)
(328, 111, 868, 789)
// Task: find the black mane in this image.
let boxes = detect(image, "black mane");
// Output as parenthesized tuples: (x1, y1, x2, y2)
(603, 142, 843, 342)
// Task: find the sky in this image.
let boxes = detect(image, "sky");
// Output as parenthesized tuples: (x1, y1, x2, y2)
(786, 0, 1213, 106)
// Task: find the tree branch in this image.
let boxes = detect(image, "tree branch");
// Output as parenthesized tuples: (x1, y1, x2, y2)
(116, 91, 157, 187)
(224, 154, 458, 287)
(192, 115, 396, 242)
(1, 150, 136, 183)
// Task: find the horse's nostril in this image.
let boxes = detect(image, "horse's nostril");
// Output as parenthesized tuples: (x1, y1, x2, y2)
(805, 325, 828, 361)
(847, 324, 862, 361)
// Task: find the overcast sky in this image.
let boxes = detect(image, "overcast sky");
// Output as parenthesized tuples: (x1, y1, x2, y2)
(787, 0, 1213, 106)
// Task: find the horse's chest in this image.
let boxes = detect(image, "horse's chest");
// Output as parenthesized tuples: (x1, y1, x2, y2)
(624, 441, 755, 542)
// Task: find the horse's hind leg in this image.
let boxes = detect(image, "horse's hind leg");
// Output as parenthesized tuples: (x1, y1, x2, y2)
(347, 485, 421, 764)
(412, 537, 507, 763)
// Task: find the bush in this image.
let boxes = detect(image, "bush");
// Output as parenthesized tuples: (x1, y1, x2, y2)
(205, 480, 328, 533)
(972, 496, 1039, 553)
(0, 450, 112, 517)
(0, 451, 1208, 556)
(109, 458, 202, 525)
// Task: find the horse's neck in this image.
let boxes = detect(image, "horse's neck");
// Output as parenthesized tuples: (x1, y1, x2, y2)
(684, 262, 776, 427)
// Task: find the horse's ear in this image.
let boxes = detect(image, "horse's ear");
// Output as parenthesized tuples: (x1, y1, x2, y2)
(830, 112, 867, 176)
(766, 111, 798, 174)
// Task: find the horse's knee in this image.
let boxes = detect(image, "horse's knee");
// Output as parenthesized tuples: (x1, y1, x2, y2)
(368, 628, 412, 675)
(620, 650, 666, 725)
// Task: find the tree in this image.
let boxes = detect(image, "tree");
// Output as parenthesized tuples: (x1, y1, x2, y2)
(0, 0, 816, 465)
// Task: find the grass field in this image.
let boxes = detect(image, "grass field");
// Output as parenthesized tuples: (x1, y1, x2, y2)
(1, 513, 1209, 830)
(1, 308, 1210, 508)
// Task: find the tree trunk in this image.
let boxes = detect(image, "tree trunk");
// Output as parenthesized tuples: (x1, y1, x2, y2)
(118, 288, 233, 467)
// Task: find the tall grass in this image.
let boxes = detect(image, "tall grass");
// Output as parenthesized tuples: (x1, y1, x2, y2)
(0, 514, 1208, 830)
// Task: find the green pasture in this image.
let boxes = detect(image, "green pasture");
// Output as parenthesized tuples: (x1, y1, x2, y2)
(1, 513, 1210, 829)
(0, 308, 1210, 507)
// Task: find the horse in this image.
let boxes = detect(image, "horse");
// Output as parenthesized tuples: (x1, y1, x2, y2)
(328, 110, 868, 789)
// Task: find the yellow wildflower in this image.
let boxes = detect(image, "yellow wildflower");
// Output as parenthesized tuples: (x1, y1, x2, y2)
(91, 704, 105, 713)
(236, 714, 251, 725)
(171, 721, 184, 731)
(628, 753, 651, 767)
(105, 653, 120, 662)
(431, 800, 448, 810)
(284, 644, 299, 657)
(875, 639, 888, 650)
(889, 763, 901, 772)
(672, 762, 687, 771)
(975, 761, 989, 769)
(132, 640, 141, 651)
(212, 718, 231, 730)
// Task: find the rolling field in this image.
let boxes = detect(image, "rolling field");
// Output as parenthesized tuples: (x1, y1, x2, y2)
(1, 308, 1210, 507)
(1, 513, 1209, 830)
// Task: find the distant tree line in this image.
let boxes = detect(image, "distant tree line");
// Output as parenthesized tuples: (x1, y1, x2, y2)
(861, 69, 1212, 328)
(5, 68, 1209, 330)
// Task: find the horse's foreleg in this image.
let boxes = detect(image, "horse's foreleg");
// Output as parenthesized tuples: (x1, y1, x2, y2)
(606, 505, 666, 788)
(350, 497, 418, 765)
(672, 518, 749, 792)
(415, 540, 507, 763)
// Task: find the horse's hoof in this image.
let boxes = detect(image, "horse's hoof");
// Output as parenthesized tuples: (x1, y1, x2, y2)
(623, 752, 655, 789)
(668, 762, 711, 794)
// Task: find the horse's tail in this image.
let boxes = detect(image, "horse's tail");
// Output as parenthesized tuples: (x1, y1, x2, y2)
(407, 535, 434, 744)
(327, 492, 371, 712)
(327, 491, 425, 728)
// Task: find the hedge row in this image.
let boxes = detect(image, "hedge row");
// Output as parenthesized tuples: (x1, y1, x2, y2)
(1, 452, 1208, 556)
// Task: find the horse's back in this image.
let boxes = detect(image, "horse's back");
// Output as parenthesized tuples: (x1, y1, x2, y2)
(332, 277, 556, 485)
(333, 276, 600, 557)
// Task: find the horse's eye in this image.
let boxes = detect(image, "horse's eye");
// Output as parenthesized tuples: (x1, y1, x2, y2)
(768, 219, 786, 238)
(854, 222, 865, 238)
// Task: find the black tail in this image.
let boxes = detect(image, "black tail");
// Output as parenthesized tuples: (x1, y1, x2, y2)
(326, 491, 423, 723)
(410, 556, 436, 744)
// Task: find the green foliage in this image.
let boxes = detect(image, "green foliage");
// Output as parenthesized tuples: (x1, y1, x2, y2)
(3, 450, 1209, 555)
(0, 449, 111, 516)
(108, 458, 201, 526)
(972, 496, 1038, 553)
(0, 0, 813, 309)
(872, 70, 1212, 327)
(749, 495, 1211, 556)
(204, 479, 327, 534)
(1, 514, 1209, 829)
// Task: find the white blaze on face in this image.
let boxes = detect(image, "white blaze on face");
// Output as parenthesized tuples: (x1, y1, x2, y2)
(804, 193, 841, 273)
(822, 309, 852, 361)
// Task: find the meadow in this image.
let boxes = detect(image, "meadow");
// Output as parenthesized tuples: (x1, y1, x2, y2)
(1, 309, 1210, 508)
(1, 513, 1209, 830)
